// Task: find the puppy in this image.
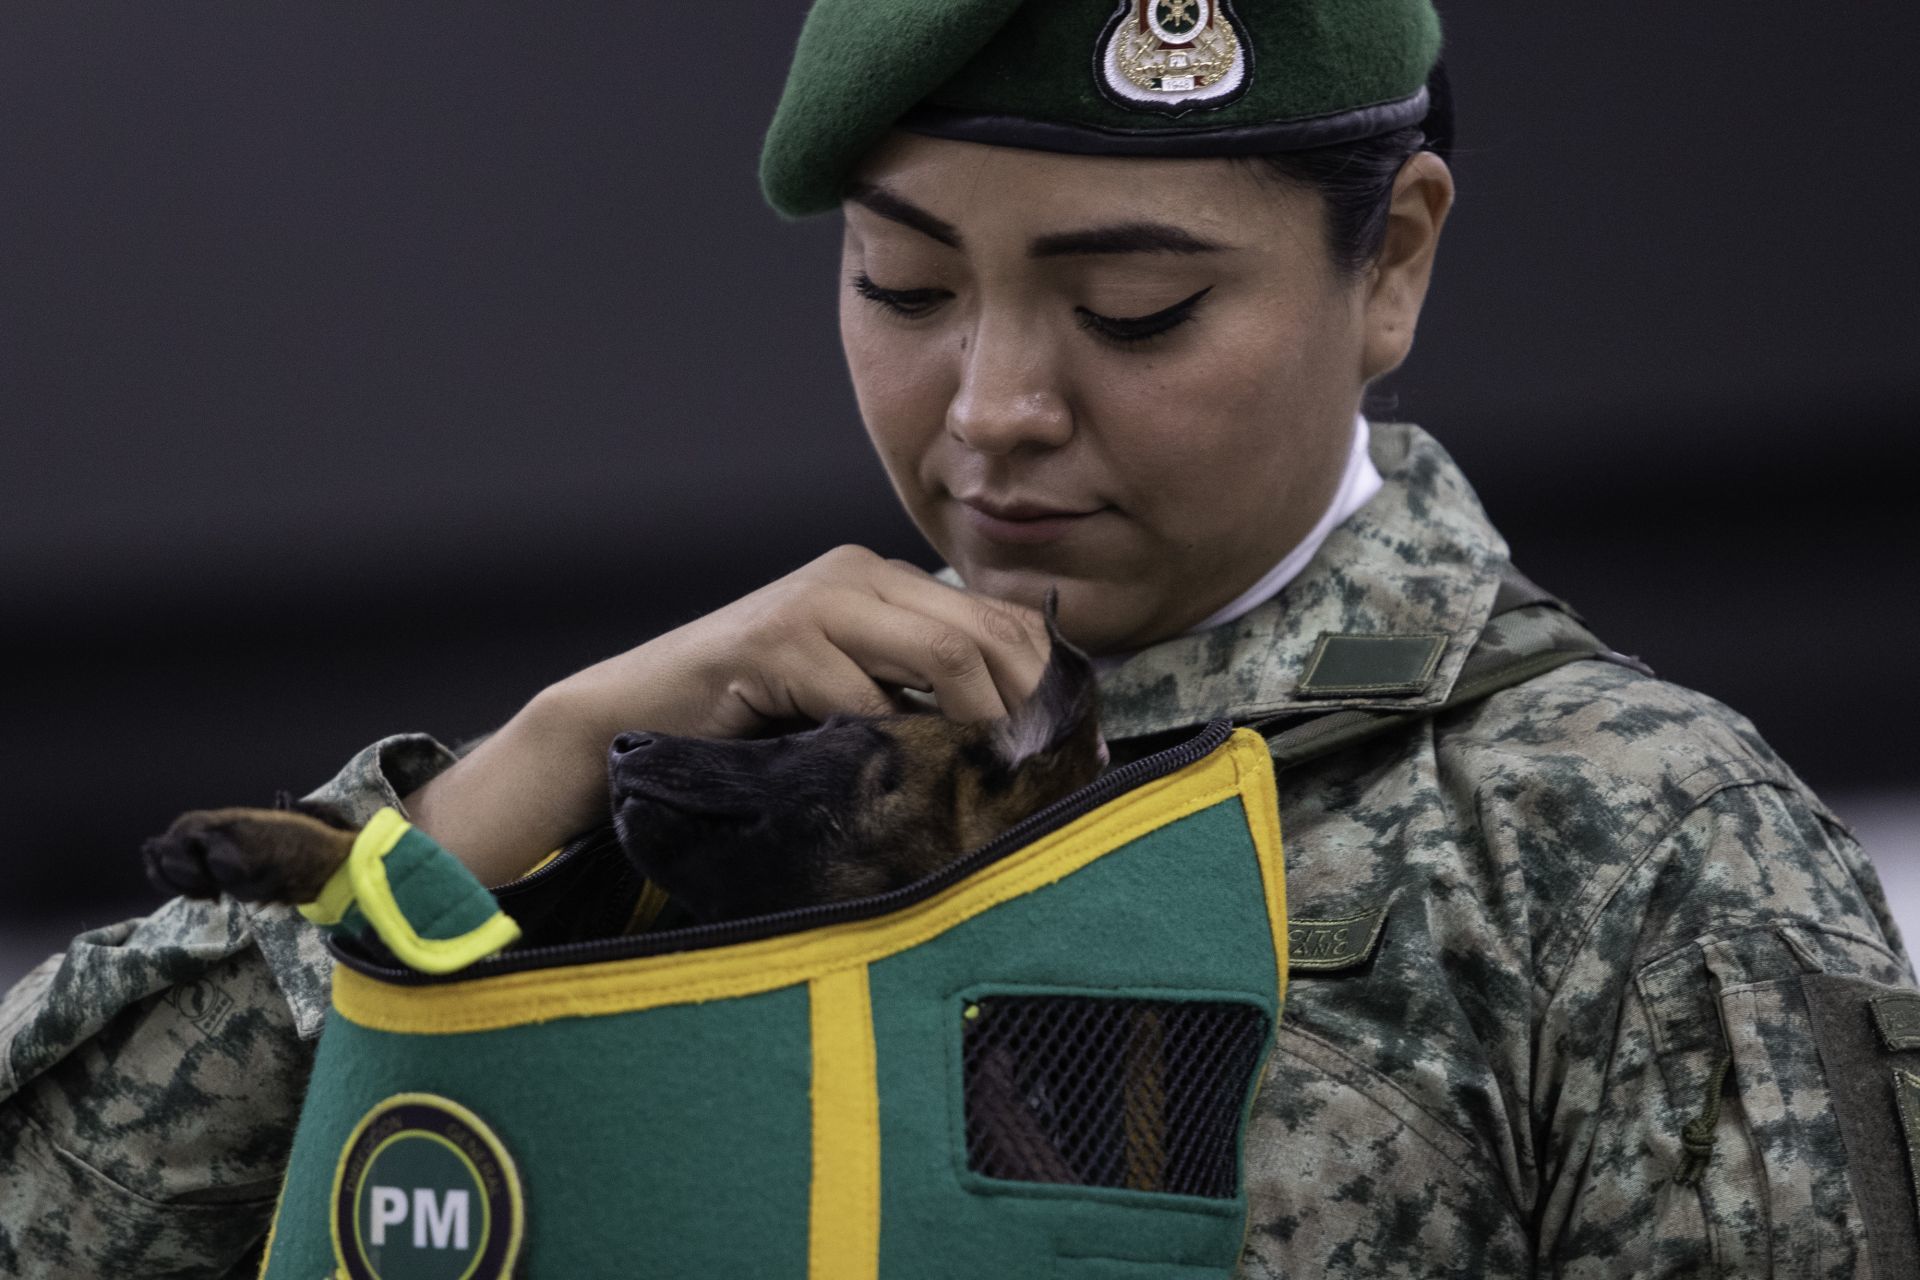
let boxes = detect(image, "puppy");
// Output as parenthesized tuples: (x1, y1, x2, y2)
(607, 607, 1102, 921)
(145, 608, 1104, 927)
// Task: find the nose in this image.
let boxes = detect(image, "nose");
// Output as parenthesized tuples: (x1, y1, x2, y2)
(945, 317, 1072, 456)
(610, 732, 655, 757)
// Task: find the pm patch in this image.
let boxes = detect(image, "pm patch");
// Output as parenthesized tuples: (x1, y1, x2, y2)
(331, 1092, 523, 1280)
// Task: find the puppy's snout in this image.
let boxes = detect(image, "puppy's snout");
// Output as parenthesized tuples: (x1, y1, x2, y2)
(611, 732, 656, 756)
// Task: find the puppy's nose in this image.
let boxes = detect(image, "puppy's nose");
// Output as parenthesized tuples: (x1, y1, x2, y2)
(611, 732, 655, 756)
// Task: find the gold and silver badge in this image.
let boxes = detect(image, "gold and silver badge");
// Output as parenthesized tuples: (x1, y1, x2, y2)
(1098, 0, 1250, 112)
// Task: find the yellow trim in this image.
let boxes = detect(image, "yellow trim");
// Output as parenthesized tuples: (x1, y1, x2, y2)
(326, 808, 524, 975)
(333, 732, 1284, 1034)
(297, 858, 356, 926)
(254, 1170, 290, 1278)
(344, 807, 413, 938)
(1232, 730, 1289, 1007)
(494, 846, 563, 889)
(627, 879, 673, 934)
(807, 967, 881, 1280)
(374, 910, 521, 977)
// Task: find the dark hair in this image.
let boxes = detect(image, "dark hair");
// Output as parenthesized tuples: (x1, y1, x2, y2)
(1245, 125, 1432, 277)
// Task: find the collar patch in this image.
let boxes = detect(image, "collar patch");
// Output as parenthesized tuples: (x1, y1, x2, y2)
(1096, 0, 1252, 114)
(1297, 633, 1448, 698)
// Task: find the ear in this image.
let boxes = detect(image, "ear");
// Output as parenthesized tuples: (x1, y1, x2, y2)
(993, 589, 1103, 771)
(1360, 150, 1455, 383)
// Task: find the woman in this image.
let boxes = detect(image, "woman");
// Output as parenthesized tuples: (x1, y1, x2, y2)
(3, 1, 1912, 1276)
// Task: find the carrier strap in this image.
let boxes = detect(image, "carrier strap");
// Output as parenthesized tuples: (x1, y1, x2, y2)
(1256, 566, 1652, 771)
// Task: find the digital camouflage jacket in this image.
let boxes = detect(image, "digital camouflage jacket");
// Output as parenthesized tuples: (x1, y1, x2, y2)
(3, 423, 1914, 1278)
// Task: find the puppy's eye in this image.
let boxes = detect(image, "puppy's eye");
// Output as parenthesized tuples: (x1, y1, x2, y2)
(870, 745, 905, 796)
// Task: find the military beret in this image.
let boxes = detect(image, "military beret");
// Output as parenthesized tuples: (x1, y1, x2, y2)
(761, 0, 1445, 217)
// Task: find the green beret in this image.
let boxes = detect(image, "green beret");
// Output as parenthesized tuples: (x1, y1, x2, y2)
(761, 0, 1444, 217)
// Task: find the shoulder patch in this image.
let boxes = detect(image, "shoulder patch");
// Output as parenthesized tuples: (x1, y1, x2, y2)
(1287, 904, 1390, 973)
(1897, 1069, 1920, 1215)
(1801, 973, 1920, 1271)
(1873, 993, 1920, 1052)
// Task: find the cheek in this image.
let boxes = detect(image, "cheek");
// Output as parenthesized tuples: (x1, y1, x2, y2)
(1087, 311, 1327, 493)
(1076, 292, 1363, 562)
(840, 305, 954, 485)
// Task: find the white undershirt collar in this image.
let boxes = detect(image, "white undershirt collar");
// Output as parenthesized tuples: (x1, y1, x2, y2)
(1188, 413, 1381, 631)
(1096, 414, 1382, 671)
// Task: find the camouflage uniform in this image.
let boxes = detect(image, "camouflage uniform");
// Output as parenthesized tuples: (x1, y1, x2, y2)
(2, 423, 1912, 1277)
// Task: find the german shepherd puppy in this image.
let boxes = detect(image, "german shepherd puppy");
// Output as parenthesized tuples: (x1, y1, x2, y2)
(144, 606, 1104, 926)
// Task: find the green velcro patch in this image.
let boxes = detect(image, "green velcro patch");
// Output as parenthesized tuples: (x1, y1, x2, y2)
(1297, 633, 1447, 698)
(1873, 993, 1920, 1051)
(1288, 905, 1390, 973)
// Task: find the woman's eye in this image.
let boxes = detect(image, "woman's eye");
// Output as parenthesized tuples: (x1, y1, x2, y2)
(1076, 285, 1213, 346)
(851, 272, 950, 319)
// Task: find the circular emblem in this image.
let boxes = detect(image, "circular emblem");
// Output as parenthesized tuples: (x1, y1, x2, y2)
(1148, 0, 1208, 43)
(331, 1093, 523, 1280)
(1097, 0, 1251, 114)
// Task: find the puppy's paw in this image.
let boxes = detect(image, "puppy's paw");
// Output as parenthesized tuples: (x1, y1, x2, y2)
(143, 807, 355, 905)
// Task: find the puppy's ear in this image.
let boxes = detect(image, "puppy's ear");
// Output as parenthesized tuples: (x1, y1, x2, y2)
(993, 589, 1104, 772)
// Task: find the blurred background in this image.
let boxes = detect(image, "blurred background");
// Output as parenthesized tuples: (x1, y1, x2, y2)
(3, 3, 1916, 986)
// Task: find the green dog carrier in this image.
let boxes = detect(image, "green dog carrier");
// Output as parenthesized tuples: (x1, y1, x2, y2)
(258, 722, 1289, 1279)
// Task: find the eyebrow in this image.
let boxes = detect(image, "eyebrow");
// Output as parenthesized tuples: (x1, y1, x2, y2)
(847, 184, 962, 248)
(1028, 222, 1229, 258)
(848, 184, 1232, 259)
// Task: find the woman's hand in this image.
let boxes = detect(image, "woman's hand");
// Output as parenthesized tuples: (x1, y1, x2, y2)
(403, 546, 1052, 886)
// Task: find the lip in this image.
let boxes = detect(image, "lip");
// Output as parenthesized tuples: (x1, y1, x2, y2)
(615, 786, 754, 822)
(957, 495, 1106, 546)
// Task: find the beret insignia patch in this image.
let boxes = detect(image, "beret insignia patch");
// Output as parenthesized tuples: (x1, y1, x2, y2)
(1096, 0, 1252, 114)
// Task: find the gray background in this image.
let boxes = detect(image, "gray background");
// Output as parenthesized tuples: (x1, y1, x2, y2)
(4, 3, 1917, 980)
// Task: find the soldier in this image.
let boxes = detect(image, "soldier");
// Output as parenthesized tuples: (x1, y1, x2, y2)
(4, 1, 1916, 1276)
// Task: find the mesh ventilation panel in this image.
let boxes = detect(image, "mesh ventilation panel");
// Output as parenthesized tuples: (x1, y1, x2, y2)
(961, 994, 1269, 1198)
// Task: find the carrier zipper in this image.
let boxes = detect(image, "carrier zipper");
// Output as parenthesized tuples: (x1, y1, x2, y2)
(485, 824, 618, 897)
(333, 718, 1233, 984)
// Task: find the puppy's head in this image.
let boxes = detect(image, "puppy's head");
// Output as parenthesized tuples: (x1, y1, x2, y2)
(608, 606, 1103, 922)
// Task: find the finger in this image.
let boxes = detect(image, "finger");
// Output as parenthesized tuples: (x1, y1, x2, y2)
(995, 592, 1055, 667)
(877, 558, 1049, 657)
(762, 640, 900, 725)
(820, 606, 1013, 723)
(868, 570, 1050, 711)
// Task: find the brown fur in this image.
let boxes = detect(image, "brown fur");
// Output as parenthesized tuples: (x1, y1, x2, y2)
(143, 806, 355, 904)
(811, 708, 1104, 904)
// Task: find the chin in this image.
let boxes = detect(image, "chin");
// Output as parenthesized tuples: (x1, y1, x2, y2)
(956, 563, 1050, 609)
(960, 564, 1150, 657)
